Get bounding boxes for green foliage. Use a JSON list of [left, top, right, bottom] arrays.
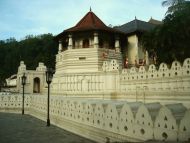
[[0, 34, 58, 82], [162, 0, 187, 14], [142, 1, 190, 64]]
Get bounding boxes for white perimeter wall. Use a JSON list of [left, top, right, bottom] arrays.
[[0, 94, 190, 142]]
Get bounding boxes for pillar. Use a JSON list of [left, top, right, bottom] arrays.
[[128, 35, 139, 66], [58, 40, 63, 53], [68, 34, 73, 49], [145, 50, 149, 65], [115, 36, 120, 52], [94, 32, 99, 48]]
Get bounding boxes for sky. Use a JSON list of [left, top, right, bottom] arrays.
[[0, 0, 167, 41]]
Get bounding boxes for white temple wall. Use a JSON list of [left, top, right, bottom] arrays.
[[55, 47, 123, 74], [0, 94, 190, 142], [51, 58, 190, 107]]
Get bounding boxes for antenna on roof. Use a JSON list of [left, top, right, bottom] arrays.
[[90, 6, 92, 12]]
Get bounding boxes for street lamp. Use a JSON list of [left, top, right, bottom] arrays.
[[46, 68, 54, 126], [21, 73, 26, 115]]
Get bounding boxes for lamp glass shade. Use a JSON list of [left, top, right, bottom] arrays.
[[21, 74, 26, 85], [46, 68, 54, 84]]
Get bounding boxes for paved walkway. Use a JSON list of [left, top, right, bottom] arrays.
[[0, 113, 96, 143]]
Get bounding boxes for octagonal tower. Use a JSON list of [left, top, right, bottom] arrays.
[[54, 9, 126, 74]]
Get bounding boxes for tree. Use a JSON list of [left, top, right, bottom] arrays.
[[142, 1, 190, 64], [0, 34, 58, 82], [162, 0, 188, 14]]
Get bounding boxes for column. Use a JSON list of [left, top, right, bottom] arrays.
[[68, 34, 73, 49], [94, 32, 99, 48], [135, 35, 139, 65], [58, 40, 63, 53], [115, 36, 120, 52], [145, 50, 149, 65]]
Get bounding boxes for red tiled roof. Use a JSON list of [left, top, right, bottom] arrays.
[[55, 10, 125, 39], [65, 11, 109, 32]]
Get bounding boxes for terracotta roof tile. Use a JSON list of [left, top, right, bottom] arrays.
[[55, 10, 125, 39], [65, 11, 107, 32]]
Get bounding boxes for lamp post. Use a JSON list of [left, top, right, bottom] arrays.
[[21, 73, 26, 115], [46, 68, 54, 126]]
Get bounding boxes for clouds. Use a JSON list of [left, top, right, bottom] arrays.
[[0, 0, 167, 40]]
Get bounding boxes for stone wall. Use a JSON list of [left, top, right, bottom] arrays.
[[0, 94, 189, 142]]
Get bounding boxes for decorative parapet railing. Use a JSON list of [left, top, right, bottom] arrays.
[[0, 94, 31, 113], [0, 94, 189, 142], [120, 58, 190, 95], [120, 58, 190, 80]]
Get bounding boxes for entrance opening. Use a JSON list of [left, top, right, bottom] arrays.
[[33, 77, 40, 93], [83, 39, 89, 48]]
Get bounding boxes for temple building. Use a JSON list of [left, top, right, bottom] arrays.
[[15, 9, 161, 95], [2, 9, 190, 143], [55, 9, 161, 71]]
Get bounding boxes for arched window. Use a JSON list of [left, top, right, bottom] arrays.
[[83, 39, 89, 48]]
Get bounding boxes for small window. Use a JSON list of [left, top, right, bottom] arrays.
[[79, 57, 86, 60]]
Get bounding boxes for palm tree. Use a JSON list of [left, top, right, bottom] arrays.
[[162, 0, 187, 14]]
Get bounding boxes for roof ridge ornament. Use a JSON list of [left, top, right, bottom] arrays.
[[90, 6, 92, 12]]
